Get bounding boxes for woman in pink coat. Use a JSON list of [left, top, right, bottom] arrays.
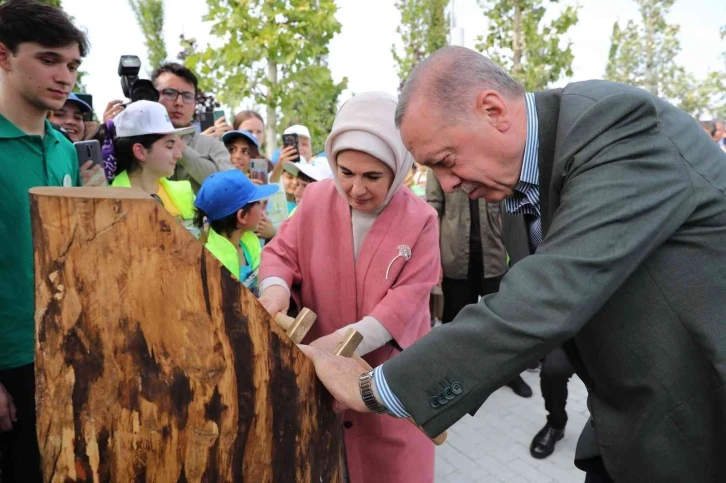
[[258, 92, 440, 483]]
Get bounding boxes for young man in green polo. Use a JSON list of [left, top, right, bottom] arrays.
[[0, 1, 90, 479]]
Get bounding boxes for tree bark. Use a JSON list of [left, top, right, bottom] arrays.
[[512, 1, 523, 77], [266, 60, 278, 154], [31, 187, 344, 483]]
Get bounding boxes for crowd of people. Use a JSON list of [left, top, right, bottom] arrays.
[[1, 1, 725, 483]]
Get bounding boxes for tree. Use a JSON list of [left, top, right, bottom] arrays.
[[128, 0, 168, 70], [392, 0, 449, 92], [178, 34, 220, 113], [475, 0, 579, 91], [188, 0, 347, 152], [605, 1, 725, 118]]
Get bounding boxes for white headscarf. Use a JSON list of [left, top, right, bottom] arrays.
[[325, 92, 414, 257]]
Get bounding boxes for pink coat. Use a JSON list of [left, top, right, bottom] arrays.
[[260, 180, 440, 483]]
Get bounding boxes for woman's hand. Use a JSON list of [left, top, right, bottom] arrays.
[[258, 285, 289, 316], [80, 161, 107, 187], [277, 145, 299, 164], [309, 331, 346, 353], [254, 215, 276, 240], [103, 100, 125, 124], [201, 116, 232, 139]]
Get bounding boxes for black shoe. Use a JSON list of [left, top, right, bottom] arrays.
[[506, 376, 533, 398], [530, 424, 565, 459]]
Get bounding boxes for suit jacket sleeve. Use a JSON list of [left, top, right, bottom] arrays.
[[382, 92, 699, 437], [369, 212, 440, 347], [425, 169, 444, 216]]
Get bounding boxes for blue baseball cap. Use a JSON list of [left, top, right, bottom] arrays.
[[222, 129, 260, 148], [195, 170, 279, 221], [66, 93, 91, 114]]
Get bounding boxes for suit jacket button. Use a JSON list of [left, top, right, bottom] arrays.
[[430, 397, 441, 409], [451, 382, 463, 395], [437, 393, 449, 405], [443, 387, 455, 400]]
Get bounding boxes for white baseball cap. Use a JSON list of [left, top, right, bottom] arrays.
[[284, 156, 333, 181], [283, 124, 311, 139], [114, 100, 196, 138]]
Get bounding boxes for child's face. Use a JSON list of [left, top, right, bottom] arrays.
[[282, 171, 297, 195], [137, 134, 182, 179], [227, 138, 252, 173], [294, 178, 311, 204], [241, 202, 264, 230]]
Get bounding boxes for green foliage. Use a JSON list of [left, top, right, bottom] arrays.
[[475, 0, 579, 91], [605, 0, 725, 118], [392, 0, 449, 92], [188, 0, 347, 152], [128, 0, 168, 70]]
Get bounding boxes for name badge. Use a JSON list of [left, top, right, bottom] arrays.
[[62, 174, 72, 187]]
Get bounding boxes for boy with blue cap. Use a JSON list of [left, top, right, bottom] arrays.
[[194, 170, 279, 294]]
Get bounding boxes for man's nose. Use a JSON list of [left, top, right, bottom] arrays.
[[436, 170, 462, 194], [55, 66, 73, 87]]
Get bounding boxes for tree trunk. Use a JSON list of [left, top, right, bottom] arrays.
[[512, 1, 523, 77], [266, 60, 278, 154], [31, 187, 344, 482]]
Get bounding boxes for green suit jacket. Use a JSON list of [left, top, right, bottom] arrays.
[[384, 80, 726, 482]]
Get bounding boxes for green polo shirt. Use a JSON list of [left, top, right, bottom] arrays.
[[0, 116, 80, 370]]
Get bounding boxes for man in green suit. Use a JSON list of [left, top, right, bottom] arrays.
[[301, 46, 726, 482]]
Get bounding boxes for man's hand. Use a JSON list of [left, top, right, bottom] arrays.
[[258, 285, 289, 316], [0, 383, 17, 432], [103, 100, 125, 124], [201, 117, 231, 139], [80, 161, 107, 187], [254, 215, 276, 240], [297, 345, 370, 413]]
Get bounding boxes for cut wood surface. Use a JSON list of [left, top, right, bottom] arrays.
[[31, 187, 344, 483]]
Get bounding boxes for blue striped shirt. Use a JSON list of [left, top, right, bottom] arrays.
[[372, 93, 542, 419]]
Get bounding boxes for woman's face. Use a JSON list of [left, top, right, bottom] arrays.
[[240, 117, 264, 146], [227, 138, 253, 173], [49, 102, 85, 142], [136, 134, 182, 178], [282, 171, 298, 195], [337, 150, 394, 213]]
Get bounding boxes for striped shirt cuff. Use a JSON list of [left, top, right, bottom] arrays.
[[372, 366, 410, 418]]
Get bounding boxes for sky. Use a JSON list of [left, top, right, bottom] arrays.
[[63, 0, 726, 119]]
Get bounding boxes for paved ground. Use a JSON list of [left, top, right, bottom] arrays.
[[435, 370, 590, 483]]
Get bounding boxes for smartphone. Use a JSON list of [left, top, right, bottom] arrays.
[[282, 133, 300, 163], [73, 140, 103, 168], [250, 158, 268, 184], [75, 93, 93, 121], [199, 108, 215, 132], [213, 109, 225, 121]]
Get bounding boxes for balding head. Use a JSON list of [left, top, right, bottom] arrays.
[[395, 46, 524, 128]]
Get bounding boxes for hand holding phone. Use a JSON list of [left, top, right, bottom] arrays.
[[282, 133, 300, 163], [250, 158, 268, 184]]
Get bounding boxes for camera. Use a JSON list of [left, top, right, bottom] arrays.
[[118, 55, 159, 103]]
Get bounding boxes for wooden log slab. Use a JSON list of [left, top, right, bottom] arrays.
[[30, 187, 344, 483]]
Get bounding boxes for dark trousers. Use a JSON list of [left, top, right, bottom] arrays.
[[441, 275, 502, 323], [541, 347, 574, 430], [585, 472, 614, 483], [0, 363, 43, 483]]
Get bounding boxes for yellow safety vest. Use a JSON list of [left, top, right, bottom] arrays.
[[203, 228, 262, 284], [111, 170, 196, 220]]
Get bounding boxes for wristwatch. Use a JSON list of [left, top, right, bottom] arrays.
[[359, 370, 390, 415]]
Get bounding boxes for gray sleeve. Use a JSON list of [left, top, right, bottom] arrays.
[[425, 169, 444, 216], [179, 136, 233, 185], [382, 92, 698, 438]]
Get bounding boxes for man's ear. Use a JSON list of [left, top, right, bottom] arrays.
[[0, 42, 14, 72], [132, 143, 147, 163], [474, 90, 511, 133]]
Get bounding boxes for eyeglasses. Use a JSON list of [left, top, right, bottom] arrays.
[[159, 88, 196, 105]]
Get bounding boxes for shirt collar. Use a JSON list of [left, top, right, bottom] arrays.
[[516, 92, 540, 188], [0, 115, 61, 144]]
